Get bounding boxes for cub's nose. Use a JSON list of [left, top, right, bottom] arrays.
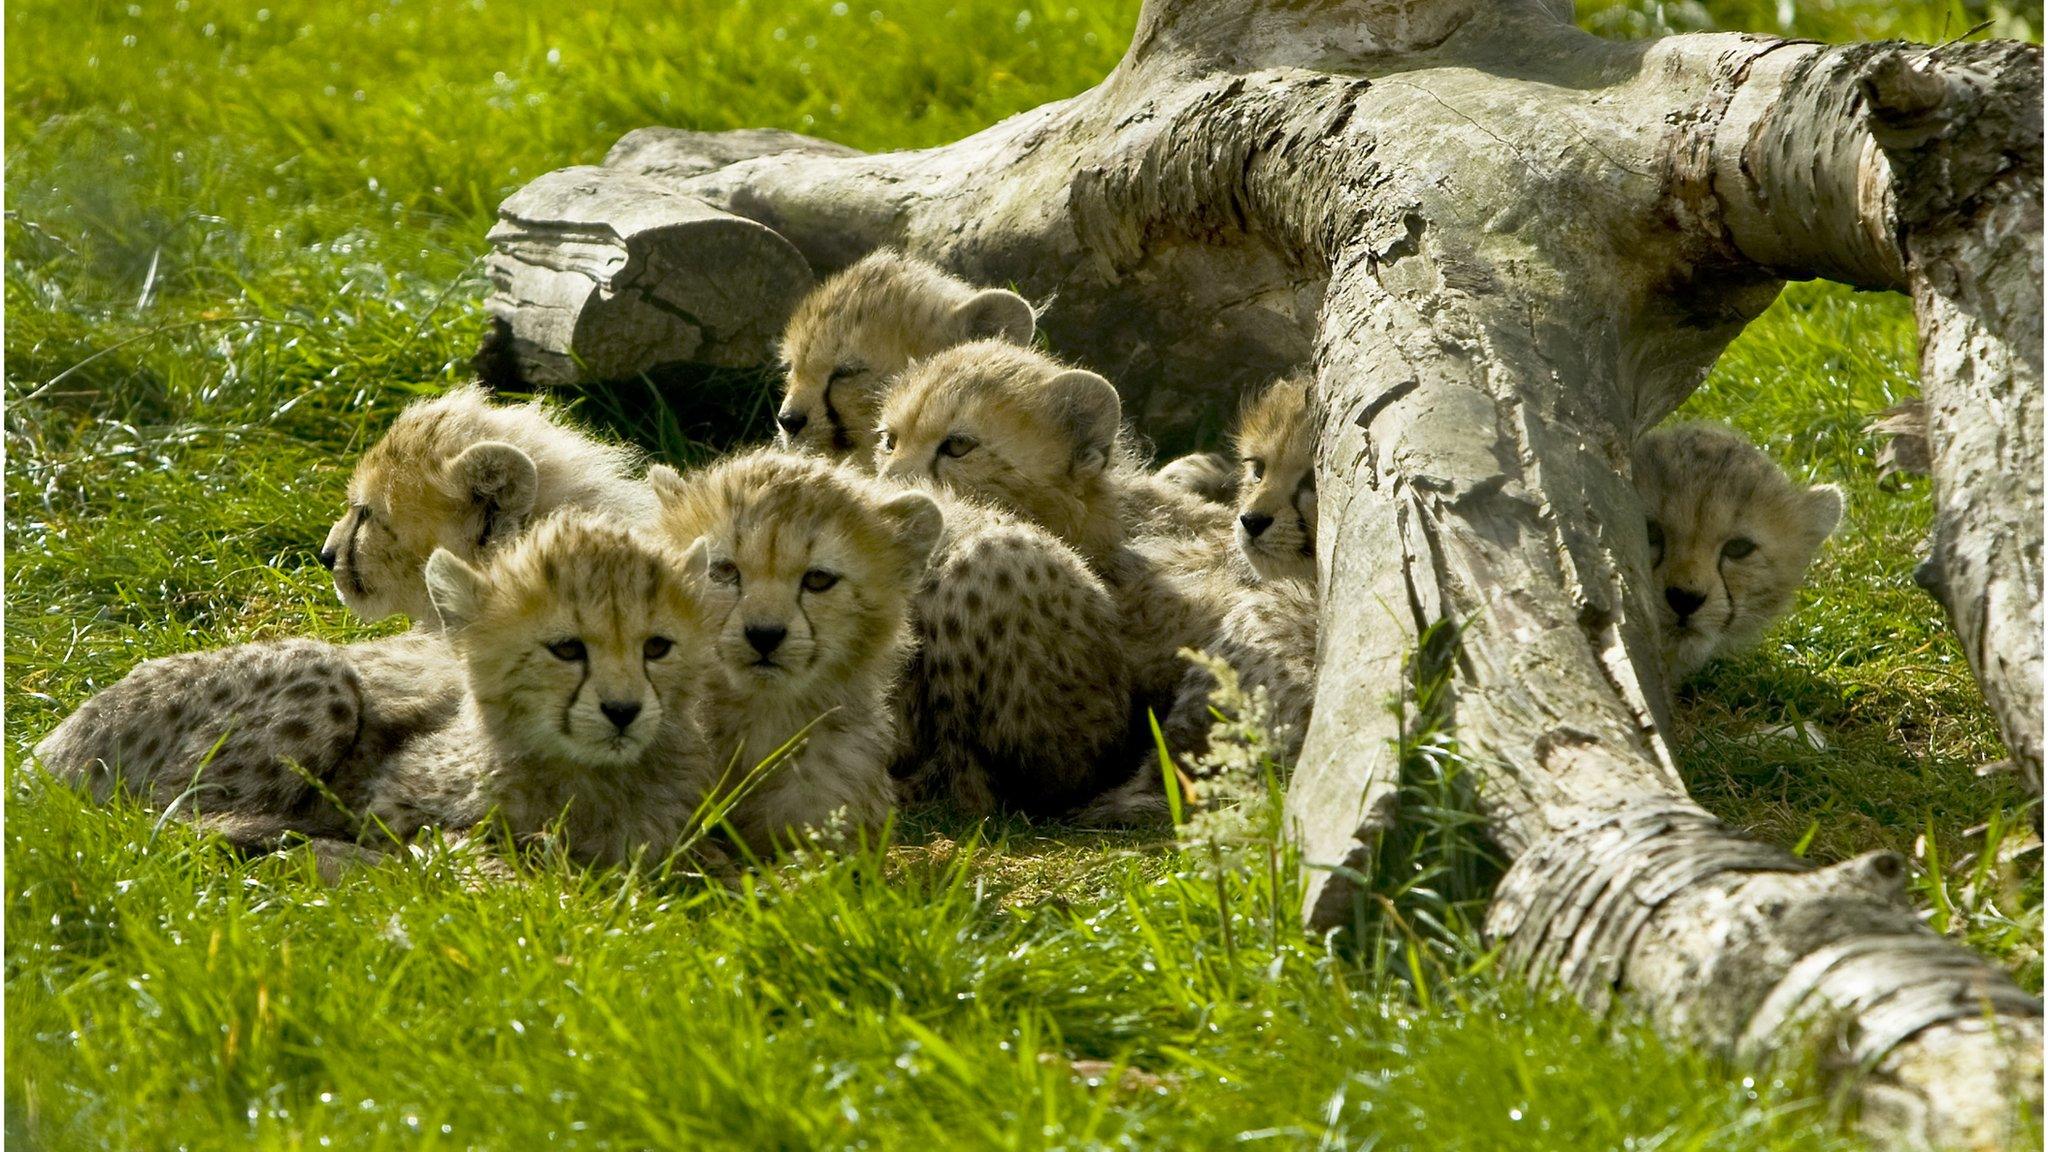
[[316, 547, 338, 571], [1665, 586, 1707, 621], [599, 700, 642, 733], [776, 411, 809, 438], [1238, 512, 1275, 539], [744, 624, 788, 657]]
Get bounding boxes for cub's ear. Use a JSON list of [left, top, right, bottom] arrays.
[[647, 463, 690, 507], [451, 442, 539, 542], [877, 489, 945, 570], [672, 535, 711, 589], [952, 288, 1036, 345], [423, 548, 488, 631], [1046, 368, 1122, 478], [1805, 483, 1845, 540]]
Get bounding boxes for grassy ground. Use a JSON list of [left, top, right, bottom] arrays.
[[6, 0, 2041, 1148]]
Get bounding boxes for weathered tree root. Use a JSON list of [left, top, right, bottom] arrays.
[[487, 1, 2043, 1142]]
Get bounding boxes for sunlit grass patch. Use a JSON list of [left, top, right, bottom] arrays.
[[6, 0, 2040, 1147]]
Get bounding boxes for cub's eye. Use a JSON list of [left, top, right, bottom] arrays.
[[802, 569, 841, 593], [938, 434, 979, 459], [829, 363, 863, 384], [547, 639, 587, 662], [877, 429, 897, 453], [1646, 519, 1666, 565], [1722, 537, 1758, 560], [643, 636, 674, 660], [1245, 457, 1267, 480], [710, 559, 741, 585], [1298, 473, 1315, 495]]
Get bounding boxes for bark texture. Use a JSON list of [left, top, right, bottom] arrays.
[[487, 2, 2043, 1144], [483, 166, 814, 384]]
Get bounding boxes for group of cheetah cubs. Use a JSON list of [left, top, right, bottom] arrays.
[[35, 250, 1846, 871]]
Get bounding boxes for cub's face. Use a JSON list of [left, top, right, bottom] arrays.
[[873, 347, 1121, 544], [776, 326, 905, 465], [321, 440, 540, 626], [1635, 426, 1843, 678], [426, 522, 706, 767], [774, 258, 1035, 465], [1234, 436, 1316, 582], [322, 480, 460, 624], [874, 385, 1065, 516], [1232, 377, 1317, 582], [650, 457, 942, 700]]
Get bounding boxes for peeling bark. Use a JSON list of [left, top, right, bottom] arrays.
[[487, 1, 2042, 1142]]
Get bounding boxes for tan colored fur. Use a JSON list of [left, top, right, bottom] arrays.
[[876, 340, 1230, 572], [1634, 422, 1844, 680], [323, 384, 653, 624], [1082, 576, 1318, 826], [649, 450, 940, 849], [1230, 373, 1318, 583], [366, 512, 719, 867], [776, 250, 1035, 464], [1154, 450, 1238, 504], [41, 515, 722, 870], [876, 349, 1322, 825]]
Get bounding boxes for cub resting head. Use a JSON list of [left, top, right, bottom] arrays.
[[776, 249, 1036, 464], [321, 384, 647, 625]]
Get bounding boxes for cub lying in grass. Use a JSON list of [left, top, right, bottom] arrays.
[[650, 449, 941, 850], [321, 383, 651, 626], [42, 511, 721, 870]]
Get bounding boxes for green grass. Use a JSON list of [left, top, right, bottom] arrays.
[[6, 0, 2040, 1148]]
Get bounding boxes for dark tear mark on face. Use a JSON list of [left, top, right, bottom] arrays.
[[344, 507, 369, 598]]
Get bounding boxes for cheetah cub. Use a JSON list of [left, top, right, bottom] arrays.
[[875, 339, 1227, 575], [1085, 380, 1322, 825], [1228, 373, 1318, 583], [364, 511, 719, 868], [1634, 422, 1843, 681], [323, 383, 652, 625], [649, 450, 942, 850], [775, 249, 1037, 463], [34, 630, 457, 839], [37, 386, 655, 828], [893, 488, 1133, 815], [877, 340, 1248, 703], [41, 513, 717, 869], [1150, 373, 1318, 581]]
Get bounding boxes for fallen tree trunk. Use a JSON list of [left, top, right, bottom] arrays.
[[487, 2, 2042, 1143]]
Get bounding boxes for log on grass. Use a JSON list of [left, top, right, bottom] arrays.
[[488, 2, 2043, 1144]]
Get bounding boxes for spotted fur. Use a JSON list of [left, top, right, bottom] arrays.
[[1635, 422, 1844, 680], [34, 628, 463, 838], [649, 450, 940, 849], [776, 250, 1036, 464], [893, 488, 1133, 815]]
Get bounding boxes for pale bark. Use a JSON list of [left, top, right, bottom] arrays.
[[482, 166, 814, 384], [485, 2, 2043, 1143]]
